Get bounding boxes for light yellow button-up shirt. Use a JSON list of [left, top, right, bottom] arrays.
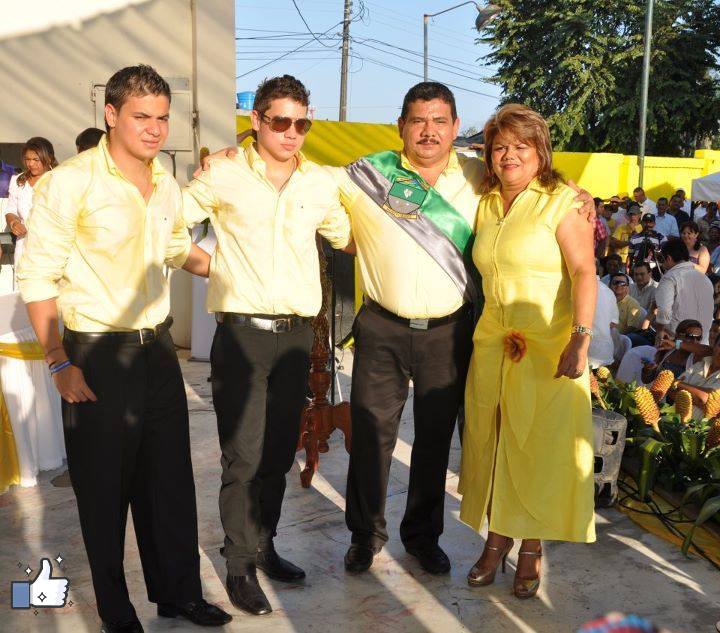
[[331, 150, 483, 319], [17, 136, 191, 331], [182, 144, 351, 317]]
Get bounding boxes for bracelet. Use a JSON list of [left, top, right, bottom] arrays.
[[49, 360, 72, 375], [571, 325, 594, 338]]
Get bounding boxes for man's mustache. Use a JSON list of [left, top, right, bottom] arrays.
[[417, 138, 439, 144]]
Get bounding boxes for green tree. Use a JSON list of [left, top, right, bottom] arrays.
[[481, 0, 720, 156]]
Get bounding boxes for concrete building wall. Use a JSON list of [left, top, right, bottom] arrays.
[[0, 0, 237, 345]]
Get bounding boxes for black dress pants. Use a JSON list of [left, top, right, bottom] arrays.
[[62, 328, 201, 625], [346, 305, 474, 550], [210, 320, 313, 575]]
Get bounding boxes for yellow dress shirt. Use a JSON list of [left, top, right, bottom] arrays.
[[330, 150, 483, 319], [616, 294, 646, 334], [612, 223, 641, 260], [17, 136, 191, 331], [182, 144, 351, 317]]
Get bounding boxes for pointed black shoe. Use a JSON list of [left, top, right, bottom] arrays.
[[344, 544, 376, 573], [256, 546, 306, 582], [226, 574, 272, 616], [157, 598, 232, 626], [100, 621, 144, 633], [405, 543, 451, 575]]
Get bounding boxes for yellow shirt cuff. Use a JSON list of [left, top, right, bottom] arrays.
[[18, 280, 60, 304]]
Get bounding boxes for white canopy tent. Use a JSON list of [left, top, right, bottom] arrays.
[[691, 171, 720, 201]]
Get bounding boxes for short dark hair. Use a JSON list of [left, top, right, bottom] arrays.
[[633, 187, 644, 194], [253, 75, 309, 115], [605, 253, 622, 264], [104, 64, 170, 131], [657, 196, 668, 203], [75, 127, 105, 152], [400, 82, 457, 120], [661, 238, 690, 263], [633, 262, 651, 273], [593, 197, 603, 206], [676, 319, 702, 336]]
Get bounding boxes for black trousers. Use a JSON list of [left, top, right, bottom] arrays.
[[62, 328, 201, 625], [211, 320, 313, 575], [346, 305, 474, 549]]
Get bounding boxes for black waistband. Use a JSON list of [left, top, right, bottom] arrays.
[[362, 298, 471, 330], [216, 312, 310, 333], [63, 317, 173, 346]]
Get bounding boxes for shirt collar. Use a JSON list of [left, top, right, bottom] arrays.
[[98, 134, 166, 183], [245, 142, 309, 176], [486, 176, 554, 199], [399, 149, 460, 177]]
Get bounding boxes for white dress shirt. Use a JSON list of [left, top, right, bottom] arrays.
[[654, 212, 679, 238], [6, 173, 35, 274], [589, 276, 619, 368], [629, 279, 658, 312], [639, 198, 657, 215], [655, 261, 713, 343]]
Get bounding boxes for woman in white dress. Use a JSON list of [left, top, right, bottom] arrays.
[[5, 137, 57, 282]]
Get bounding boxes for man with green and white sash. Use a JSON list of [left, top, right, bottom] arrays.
[[333, 82, 482, 575]]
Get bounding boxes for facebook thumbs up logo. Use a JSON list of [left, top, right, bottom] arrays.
[[11, 558, 69, 609]]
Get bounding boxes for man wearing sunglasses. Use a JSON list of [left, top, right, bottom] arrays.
[[182, 75, 351, 616]]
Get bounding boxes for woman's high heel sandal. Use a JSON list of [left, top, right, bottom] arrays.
[[513, 548, 542, 599], [467, 538, 514, 587]]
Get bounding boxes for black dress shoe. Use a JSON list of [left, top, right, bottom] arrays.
[[344, 544, 376, 573], [100, 621, 144, 633], [256, 547, 306, 582], [226, 574, 272, 616], [157, 598, 232, 626], [406, 543, 451, 575]]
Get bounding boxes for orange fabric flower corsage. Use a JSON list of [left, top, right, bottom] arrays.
[[503, 330, 527, 363]]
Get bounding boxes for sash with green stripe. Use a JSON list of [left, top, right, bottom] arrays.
[[346, 150, 481, 305]]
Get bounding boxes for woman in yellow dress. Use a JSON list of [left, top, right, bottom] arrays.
[[459, 104, 597, 599]]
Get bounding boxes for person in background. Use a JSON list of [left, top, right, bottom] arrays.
[[610, 206, 641, 266], [600, 253, 626, 285], [610, 272, 646, 335], [670, 335, 720, 420], [679, 221, 710, 273], [668, 194, 691, 227], [616, 319, 702, 385], [5, 137, 57, 280], [76, 127, 105, 153], [695, 201, 717, 242], [653, 196, 680, 239], [655, 239, 713, 345], [633, 186, 657, 216], [609, 195, 627, 228], [675, 188, 692, 215], [601, 201, 616, 232], [630, 262, 658, 313], [628, 213, 664, 273], [593, 197, 609, 258]]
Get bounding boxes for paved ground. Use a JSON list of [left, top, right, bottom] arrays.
[[1, 351, 719, 632]]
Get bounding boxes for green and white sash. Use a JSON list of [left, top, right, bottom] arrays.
[[346, 150, 481, 305]]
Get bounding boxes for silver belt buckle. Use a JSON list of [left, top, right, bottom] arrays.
[[409, 318, 429, 330], [272, 318, 291, 333]]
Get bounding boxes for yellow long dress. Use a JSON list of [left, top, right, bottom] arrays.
[[459, 179, 596, 543]]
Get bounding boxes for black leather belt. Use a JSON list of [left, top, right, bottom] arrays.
[[63, 317, 173, 345], [216, 312, 309, 333], [363, 298, 471, 330]]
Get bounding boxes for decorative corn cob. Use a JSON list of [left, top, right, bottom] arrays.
[[673, 390, 693, 424], [634, 386, 661, 433], [650, 370, 675, 403], [705, 390, 720, 419], [596, 366, 612, 383], [706, 419, 720, 450], [590, 373, 607, 409]]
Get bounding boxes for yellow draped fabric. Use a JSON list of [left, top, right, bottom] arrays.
[[0, 341, 45, 492], [459, 180, 596, 543]]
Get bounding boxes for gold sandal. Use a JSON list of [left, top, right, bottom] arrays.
[[513, 547, 542, 599], [467, 537, 514, 587]]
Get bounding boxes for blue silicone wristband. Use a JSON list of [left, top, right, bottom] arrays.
[[49, 360, 72, 374]]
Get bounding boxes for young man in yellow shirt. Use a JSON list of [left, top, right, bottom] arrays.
[[182, 75, 351, 616], [17, 65, 230, 633]]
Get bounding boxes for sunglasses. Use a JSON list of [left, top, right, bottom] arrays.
[[260, 114, 312, 135], [611, 281, 629, 287], [682, 333, 702, 340]]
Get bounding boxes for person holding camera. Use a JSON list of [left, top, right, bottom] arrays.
[[628, 213, 665, 279]]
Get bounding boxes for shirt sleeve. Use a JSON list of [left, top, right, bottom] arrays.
[[6, 175, 19, 216], [16, 168, 83, 303], [630, 304, 647, 329], [181, 164, 218, 228], [165, 187, 192, 269], [668, 216, 680, 237], [324, 166, 359, 213], [654, 276, 675, 326], [317, 171, 351, 249]]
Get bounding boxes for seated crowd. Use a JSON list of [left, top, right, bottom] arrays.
[[591, 188, 720, 410]]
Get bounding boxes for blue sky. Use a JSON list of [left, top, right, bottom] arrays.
[[235, 0, 502, 133]]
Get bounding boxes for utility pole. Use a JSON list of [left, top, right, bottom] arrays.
[[637, 0, 654, 188], [339, 0, 351, 121]]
